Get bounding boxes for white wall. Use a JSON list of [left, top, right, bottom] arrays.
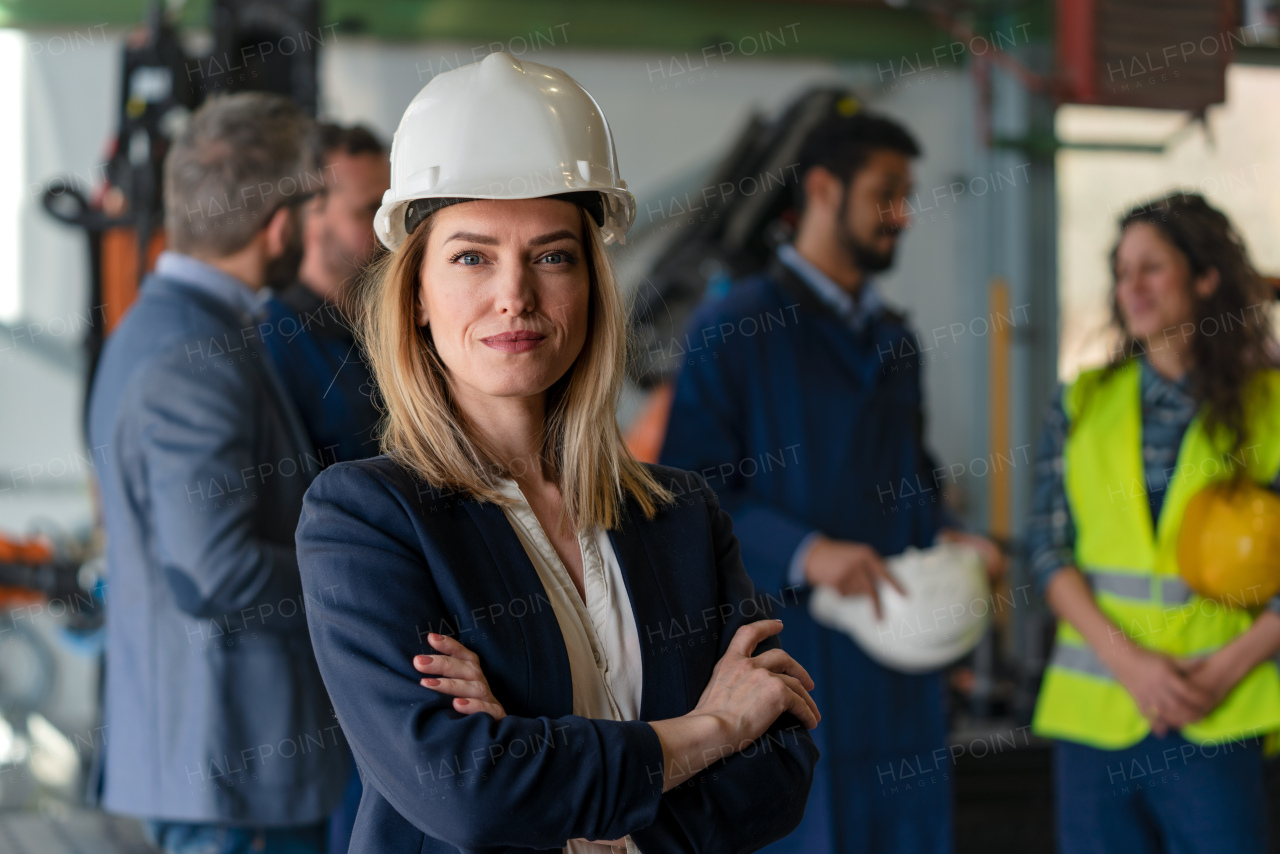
[[321, 39, 1002, 526], [3, 32, 1006, 536], [0, 27, 118, 755], [0, 26, 118, 537], [1057, 63, 1280, 381]]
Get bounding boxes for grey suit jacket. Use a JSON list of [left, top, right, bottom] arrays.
[[88, 255, 349, 824]]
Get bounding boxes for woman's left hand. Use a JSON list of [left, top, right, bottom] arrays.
[[1175, 610, 1280, 725], [1177, 650, 1246, 722], [413, 633, 507, 720]]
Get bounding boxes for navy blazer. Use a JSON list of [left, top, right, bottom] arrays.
[[88, 267, 350, 823], [296, 457, 819, 853]]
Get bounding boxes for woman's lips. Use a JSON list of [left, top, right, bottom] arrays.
[[481, 331, 546, 353], [1121, 302, 1157, 327]]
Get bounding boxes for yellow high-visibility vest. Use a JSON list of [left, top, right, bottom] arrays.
[[1032, 359, 1280, 748]]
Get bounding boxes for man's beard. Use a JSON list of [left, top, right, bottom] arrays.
[[839, 227, 898, 274], [836, 191, 899, 274], [264, 210, 305, 290]]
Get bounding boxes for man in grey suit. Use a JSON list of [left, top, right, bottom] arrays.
[[89, 93, 349, 854]]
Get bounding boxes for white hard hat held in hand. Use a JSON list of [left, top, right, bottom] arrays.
[[809, 543, 992, 674], [375, 51, 636, 251]]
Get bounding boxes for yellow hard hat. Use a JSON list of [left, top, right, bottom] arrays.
[[1178, 481, 1280, 606]]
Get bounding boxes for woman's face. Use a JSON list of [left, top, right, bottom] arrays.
[[1113, 222, 1209, 342], [417, 198, 590, 406]]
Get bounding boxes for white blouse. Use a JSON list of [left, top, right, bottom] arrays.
[[494, 479, 646, 854]]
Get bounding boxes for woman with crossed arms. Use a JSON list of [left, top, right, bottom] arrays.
[[296, 53, 820, 854]]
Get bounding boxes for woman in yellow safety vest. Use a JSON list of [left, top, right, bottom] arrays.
[[1027, 192, 1280, 854]]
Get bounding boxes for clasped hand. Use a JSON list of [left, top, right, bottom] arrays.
[[1113, 645, 1240, 736]]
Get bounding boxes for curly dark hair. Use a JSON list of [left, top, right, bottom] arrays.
[[1108, 192, 1278, 460]]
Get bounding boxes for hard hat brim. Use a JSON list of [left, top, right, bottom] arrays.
[[375, 187, 635, 252]]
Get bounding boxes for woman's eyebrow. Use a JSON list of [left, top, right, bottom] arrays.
[[444, 231, 500, 245], [443, 229, 580, 246], [529, 229, 580, 247]]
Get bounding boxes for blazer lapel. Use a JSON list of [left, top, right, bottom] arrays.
[[609, 507, 691, 722], [461, 494, 693, 723], [461, 500, 576, 718]]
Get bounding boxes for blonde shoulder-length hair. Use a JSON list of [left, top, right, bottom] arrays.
[[355, 203, 672, 531]]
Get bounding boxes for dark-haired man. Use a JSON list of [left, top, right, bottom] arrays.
[[89, 93, 348, 854], [260, 122, 387, 854], [262, 122, 388, 466], [661, 103, 1002, 853]]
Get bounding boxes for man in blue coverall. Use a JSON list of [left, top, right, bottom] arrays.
[[261, 122, 388, 854], [262, 122, 387, 467], [660, 100, 1003, 853]]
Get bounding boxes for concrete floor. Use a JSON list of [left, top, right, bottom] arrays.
[[0, 811, 154, 854]]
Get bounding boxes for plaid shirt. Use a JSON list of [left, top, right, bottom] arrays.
[[1027, 357, 1280, 612]]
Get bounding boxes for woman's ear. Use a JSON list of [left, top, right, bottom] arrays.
[[416, 284, 429, 327], [1194, 267, 1220, 299]]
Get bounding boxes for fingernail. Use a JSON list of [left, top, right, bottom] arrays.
[[417, 655, 432, 665], [422, 678, 439, 686], [457, 698, 469, 705]]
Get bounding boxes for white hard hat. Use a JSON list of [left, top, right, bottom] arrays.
[[809, 543, 992, 674], [375, 51, 636, 251]]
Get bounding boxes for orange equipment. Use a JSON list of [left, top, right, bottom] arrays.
[[0, 533, 55, 609]]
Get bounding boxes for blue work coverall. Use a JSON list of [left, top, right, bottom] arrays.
[[661, 249, 954, 854]]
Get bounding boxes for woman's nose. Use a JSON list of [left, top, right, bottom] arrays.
[[493, 264, 536, 315]]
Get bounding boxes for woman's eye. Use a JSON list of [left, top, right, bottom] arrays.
[[540, 252, 573, 265], [457, 253, 482, 266]]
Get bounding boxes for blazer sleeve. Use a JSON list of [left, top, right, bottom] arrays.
[[134, 348, 307, 631], [660, 317, 815, 597], [296, 463, 667, 851], [632, 474, 820, 854]]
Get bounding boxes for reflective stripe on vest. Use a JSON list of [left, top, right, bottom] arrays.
[[1050, 643, 1112, 680], [1083, 568, 1192, 604], [1032, 361, 1280, 749], [1050, 640, 1213, 682]]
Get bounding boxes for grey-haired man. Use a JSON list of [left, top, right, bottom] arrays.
[[89, 92, 348, 854]]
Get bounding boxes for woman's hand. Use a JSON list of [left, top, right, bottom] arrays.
[[692, 619, 820, 738], [1174, 610, 1280, 729], [650, 620, 819, 791], [413, 633, 506, 721], [1112, 645, 1213, 736], [1045, 569, 1208, 736], [1177, 652, 1242, 719]]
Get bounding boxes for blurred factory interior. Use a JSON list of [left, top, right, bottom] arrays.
[[1, 0, 1279, 851]]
